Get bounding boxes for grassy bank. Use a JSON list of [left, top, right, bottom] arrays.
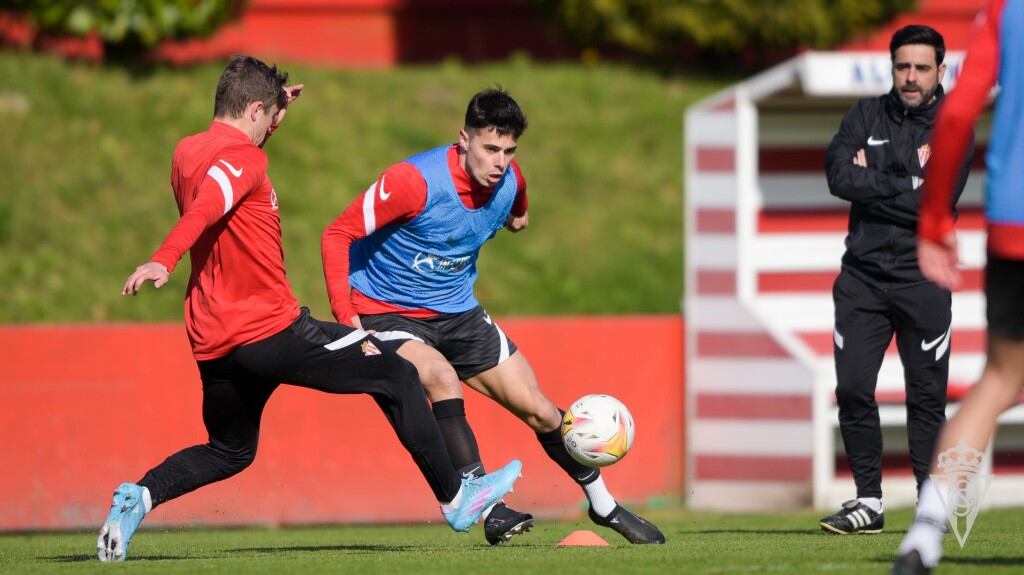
[[0, 53, 732, 322]]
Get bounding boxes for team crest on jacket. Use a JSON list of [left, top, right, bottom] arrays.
[[918, 144, 932, 168], [361, 340, 381, 356]]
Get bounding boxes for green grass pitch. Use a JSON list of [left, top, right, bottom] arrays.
[[1, 506, 1021, 574]]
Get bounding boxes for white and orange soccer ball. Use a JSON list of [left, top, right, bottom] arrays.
[[561, 394, 635, 468]]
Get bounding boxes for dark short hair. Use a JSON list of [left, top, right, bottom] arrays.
[[890, 25, 945, 65], [464, 88, 528, 139], [213, 55, 289, 119]]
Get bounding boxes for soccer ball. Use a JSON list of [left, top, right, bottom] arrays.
[[561, 394, 635, 468]]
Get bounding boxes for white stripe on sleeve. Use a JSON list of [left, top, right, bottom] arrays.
[[362, 182, 377, 235], [206, 165, 233, 215]]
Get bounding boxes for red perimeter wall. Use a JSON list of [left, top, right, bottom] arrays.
[[0, 316, 683, 531]]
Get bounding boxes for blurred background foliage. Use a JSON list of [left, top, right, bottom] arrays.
[[2, 0, 918, 66], [534, 0, 917, 66], [2, 0, 244, 58]]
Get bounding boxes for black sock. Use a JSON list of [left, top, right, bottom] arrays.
[[432, 398, 485, 478], [536, 409, 600, 485]]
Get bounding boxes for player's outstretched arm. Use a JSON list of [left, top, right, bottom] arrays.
[[122, 262, 170, 296]]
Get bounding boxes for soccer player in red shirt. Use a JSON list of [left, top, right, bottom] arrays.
[[321, 89, 665, 545], [894, 1, 1024, 573], [96, 56, 521, 562]]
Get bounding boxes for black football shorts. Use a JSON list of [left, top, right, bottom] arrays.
[[360, 305, 518, 380], [986, 255, 1024, 340]]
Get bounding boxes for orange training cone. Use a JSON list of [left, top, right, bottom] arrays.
[[557, 530, 609, 547]]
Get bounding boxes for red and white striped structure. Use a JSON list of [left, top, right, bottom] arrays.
[[684, 49, 1024, 511]]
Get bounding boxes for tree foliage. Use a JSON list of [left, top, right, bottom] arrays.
[[4, 0, 244, 48], [535, 0, 918, 65]]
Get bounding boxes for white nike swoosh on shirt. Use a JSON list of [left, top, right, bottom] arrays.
[[219, 159, 244, 178], [378, 175, 391, 200], [867, 137, 889, 146]]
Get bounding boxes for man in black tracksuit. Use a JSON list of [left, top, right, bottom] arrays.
[[818, 25, 974, 535]]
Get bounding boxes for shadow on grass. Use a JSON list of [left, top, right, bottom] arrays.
[[945, 556, 1024, 566], [230, 544, 418, 554], [233, 542, 567, 555], [869, 555, 1024, 567], [48, 544, 435, 562], [682, 529, 828, 536], [49, 554, 186, 562]]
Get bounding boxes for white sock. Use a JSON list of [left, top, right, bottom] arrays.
[[898, 480, 946, 568], [583, 475, 617, 517], [439, 484, 464, 513], [915, 479, 947, 523], [900, 521, 945, 568], [141, 486, 153, 513], [857, 497, 882, 513]]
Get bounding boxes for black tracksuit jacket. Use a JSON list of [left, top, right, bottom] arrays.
[[824, 86, 975, 498], [825, 86, 974, 285]]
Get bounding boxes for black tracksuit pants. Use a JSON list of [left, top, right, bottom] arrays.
[[137, 308, 460, 507], [833, 269, 951, 499]]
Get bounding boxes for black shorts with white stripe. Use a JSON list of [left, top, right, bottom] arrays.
[[360, 306, 518, 380]]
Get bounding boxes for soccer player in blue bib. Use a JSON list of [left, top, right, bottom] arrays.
[[322, 88, 665, 545]]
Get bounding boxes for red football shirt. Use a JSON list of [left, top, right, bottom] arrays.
[[150, 121, 300, 360]]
